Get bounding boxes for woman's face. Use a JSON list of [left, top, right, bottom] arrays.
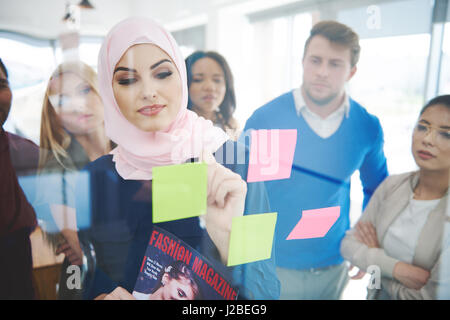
[[188, 57, 226, 118], [112, 43, 182, 132], [49, 72, 104, 135], [159, 274, 195, 300], [412, 104, 450, 172]]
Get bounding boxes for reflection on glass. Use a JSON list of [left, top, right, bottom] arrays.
[[239, 12, 313, 127], [349, 34, 430, 175], [439, 23, 450, 95]]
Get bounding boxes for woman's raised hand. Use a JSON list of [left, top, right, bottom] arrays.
[[201, 149, 247, 264]]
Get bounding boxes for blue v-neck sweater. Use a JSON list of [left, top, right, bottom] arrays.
[[243, 91, 388, 269]]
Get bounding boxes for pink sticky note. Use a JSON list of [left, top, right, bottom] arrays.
[[247, 129, 297, 182], [287, 206, 340, 240]]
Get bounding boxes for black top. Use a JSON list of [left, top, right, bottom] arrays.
[[76, 140, 280, 300]]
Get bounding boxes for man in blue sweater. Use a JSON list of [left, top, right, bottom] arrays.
[[243, 21, 388, 299]]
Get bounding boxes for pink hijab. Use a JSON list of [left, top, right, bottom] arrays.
[[97, 17, 229, 180]]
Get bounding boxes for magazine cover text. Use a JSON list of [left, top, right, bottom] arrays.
[[132, 226, 238, 300]]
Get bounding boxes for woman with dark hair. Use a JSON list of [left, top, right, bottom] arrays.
[[341, 95, 450, 299], [133, 261, 202, 300], [185, 51, 239, 139]]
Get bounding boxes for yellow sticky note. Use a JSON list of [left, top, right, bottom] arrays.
[[227, 212, 277, 267], [152, 162, 207, 223]]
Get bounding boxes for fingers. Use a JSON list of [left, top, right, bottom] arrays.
[[393, 262, 431, 289], [214, 178, 247, 209], [56, 242, 70, 255], [65, 250, 77, 260], [103, 287, 136, 300], [355, 222, 368, 244], [56, 241, 83, 265], [412, 266, 431, 284], [359, 222, 372, 245], [348, 264, 366, 280], [62, 249, 82, 265], [203, 148, 246, 209], [209, 167, 244, 208], [365, 222, 378, 245], [351, 271, 363, 280], [206, 161, 220, 206], [66, 251, 83, 265], [355, 221, 379, 248], [70, 258, 83, 266], [351, 270, 366, 280], [354, 233, 363, 244], [203, 149, 219, 205], [201, 148, 216, 165], [423, 271, 431, 283]]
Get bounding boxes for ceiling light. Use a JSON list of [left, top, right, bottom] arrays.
[[78, 0, 94, 9]]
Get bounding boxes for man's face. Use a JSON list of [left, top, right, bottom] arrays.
[[0, 67, 12, 126], [302, 35, 356, 105]]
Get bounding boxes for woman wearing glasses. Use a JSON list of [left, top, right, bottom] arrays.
[[341, 95, 450, 299]]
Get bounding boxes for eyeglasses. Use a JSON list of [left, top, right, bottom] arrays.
[[414, 122, 450, 145], [49, 86, 93, 110]]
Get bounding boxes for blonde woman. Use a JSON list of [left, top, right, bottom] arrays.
[[36, 61, 112, 298]]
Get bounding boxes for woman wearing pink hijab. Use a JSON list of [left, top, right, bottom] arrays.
[[74, 17, 280, 300]]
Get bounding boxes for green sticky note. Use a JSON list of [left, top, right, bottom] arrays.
[[227, 212, 277, 267], [152, 162, 207, 223]]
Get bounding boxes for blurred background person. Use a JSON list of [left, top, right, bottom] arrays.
[[341, 95, 450, 299], [243, 20, 388, 300], [36, 61, 112, 299], [185, 51, 239, 140], [1, 58, 40, 191], [2, 0, 449, 301], [0, 58, 37, 299]]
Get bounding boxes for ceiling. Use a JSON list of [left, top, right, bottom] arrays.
[[0, 0, 269, 39]]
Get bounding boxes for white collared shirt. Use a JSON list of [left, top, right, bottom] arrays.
[[383, 196, 441, 264], [292, 87, 350, 139]]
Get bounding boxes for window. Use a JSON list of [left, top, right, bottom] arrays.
[[349, 34, 430, 174], [238, 12, 313, 126], [0, 34, 56, 143], [1, 32, 104, 142], [54, 35, 103, 70], [79, 41, 102, 69], [172, 25, 206, 58], [338, 0, 434, 175], [439, 22, 450, 94]]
